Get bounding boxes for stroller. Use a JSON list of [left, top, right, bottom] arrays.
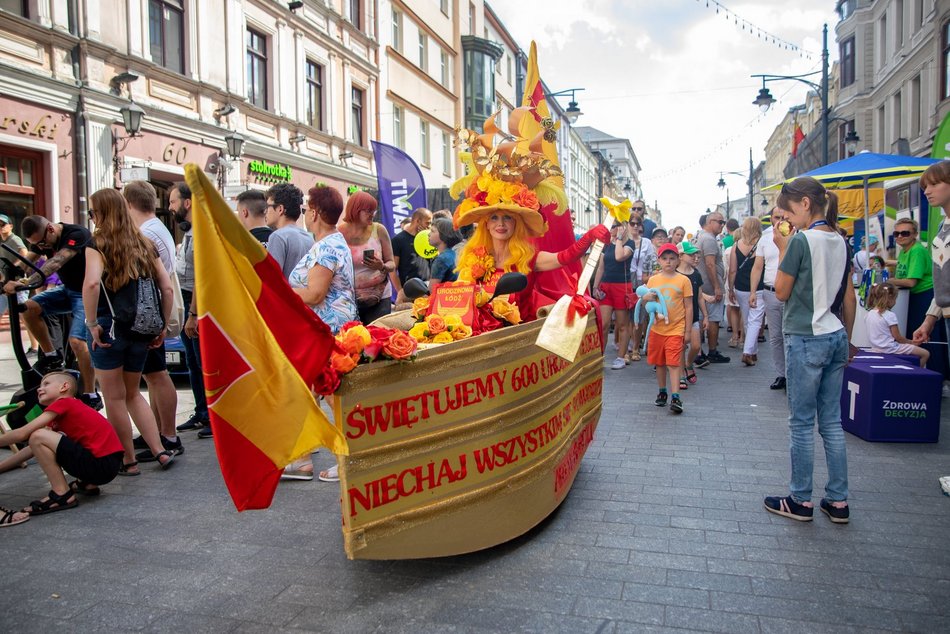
[[1, 243, 62, 430]]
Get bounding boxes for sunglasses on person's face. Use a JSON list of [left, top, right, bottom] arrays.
[[632, 206, 645, 211], [893, 230, 914, 238], [629, 222, 642, 227]]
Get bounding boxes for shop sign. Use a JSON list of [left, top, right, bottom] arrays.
[[120, 166, 150, 182], [0, 114, 59, 141], [248, 159, 292, 183]]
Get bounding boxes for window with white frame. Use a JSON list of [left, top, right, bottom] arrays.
[[246, 28, 268, 109], [440, 49, 449, 87], [393, 105, 405, 149], [440, 0, 449, 16], [392, 9, 403, 52], [148, 0, 185, 74], [418, 32, 428, 71], [305, 60, 323, 130], [420, 121, 430, 166], [442, 130, 451, 175], [351, 86, 364, 145], [349, 0, 361, 30]]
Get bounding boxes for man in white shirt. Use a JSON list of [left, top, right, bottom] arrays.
[[759, 207, 786, 390]]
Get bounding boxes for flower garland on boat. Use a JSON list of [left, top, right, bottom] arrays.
[[313, 321, 417, 395]]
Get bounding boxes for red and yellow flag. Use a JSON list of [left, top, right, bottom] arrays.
[[184, 164, 347, 511]]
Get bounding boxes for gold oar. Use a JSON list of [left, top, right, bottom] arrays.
[[535, 230, 607, 361]]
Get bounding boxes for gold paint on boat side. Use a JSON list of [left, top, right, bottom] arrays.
[[333, 316, 604, 560]]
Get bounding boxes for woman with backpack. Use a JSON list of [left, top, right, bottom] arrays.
[[81, 188, 175, 474]]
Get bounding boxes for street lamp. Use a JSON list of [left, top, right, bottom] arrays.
[[545, 88, 584, 124], [717, 148, 755, 220], [752, 24, 831, 166], [224, 131, 245, 159], [844, 129, 860, 156], [112, 101, 146, 184]]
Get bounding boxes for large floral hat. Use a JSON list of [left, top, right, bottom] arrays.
[[450, 108, 565, 238]]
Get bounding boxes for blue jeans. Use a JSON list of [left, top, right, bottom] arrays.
[[180, 290, 207, 418], [784, 329, 849, 503]]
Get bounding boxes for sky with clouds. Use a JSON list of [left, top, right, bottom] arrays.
[[490, 0, 840, 231]]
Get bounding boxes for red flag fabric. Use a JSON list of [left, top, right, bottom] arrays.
[[792, 124, 805, 158], [184, 164, 348, 511]]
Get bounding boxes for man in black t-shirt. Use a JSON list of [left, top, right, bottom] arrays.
[[236, 190, 273, 245], [2, 216, 98, 403], [390, 208, 432, 302]]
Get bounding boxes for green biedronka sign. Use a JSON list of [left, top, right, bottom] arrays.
[[248, 159, 292, 183]]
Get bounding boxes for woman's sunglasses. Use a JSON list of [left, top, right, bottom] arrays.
[[893, 230, 914, 238]]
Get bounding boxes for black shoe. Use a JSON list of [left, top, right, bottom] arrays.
[[78, 393, 104, 411], [694, 354, 710, 369], [654, 392, 668, 407], [136, 435, 185, 462], [197, 425, 214, 439], [669, 396, 683, 414], [133, 435, 148, 450], [758, 334, 766, 343], [819, 498, 849, 524], [176, 413, 208, 432], [34, 351, 64, 374], [707, 350, 731, 364], [764, 495, 813, 521], [770, 376, 787, 390]]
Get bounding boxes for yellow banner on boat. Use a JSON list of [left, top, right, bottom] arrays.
[[332, 317, 604, 560]]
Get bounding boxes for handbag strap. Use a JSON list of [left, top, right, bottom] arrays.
[[99, 273, 117, 339]]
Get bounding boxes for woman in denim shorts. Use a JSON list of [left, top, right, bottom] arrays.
[[81, 188, 176, 475]]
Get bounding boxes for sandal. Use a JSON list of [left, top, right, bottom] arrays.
[[155, 450, 175, 471], [685, 367, 698, 384], [679, 377, 688, 390], [318, 464, 340, 482], [0, 506, 29, 527], [68, 480, 101, 497], [629, 352, 641, 362], [118, 460, 140, 477], [23, 489, 78, 516]]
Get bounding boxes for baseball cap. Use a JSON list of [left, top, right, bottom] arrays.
[[868, 235, 879, 244], [0, 214, 10, 226], [657, 243, 679, 258], [651, 227, 668, 238], [678, 241, 699, 255]]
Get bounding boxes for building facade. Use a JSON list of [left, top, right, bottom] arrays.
[[0, 0, 380, 230]]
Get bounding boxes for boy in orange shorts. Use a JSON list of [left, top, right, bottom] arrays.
[[647, 243, 693, 414]]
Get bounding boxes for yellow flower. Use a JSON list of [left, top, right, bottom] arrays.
[[503, 183, 523, 202], [486, 180, 507, 205], [455, 198, 479, 216], [412, 296, 430, 319], [476, 172, 494, 192], [444, 314, 463, 329], [432, 331, 454, 344], [408, 322, 429, 342], [451, 324, 472, 340], [475, 289, 491, 307]]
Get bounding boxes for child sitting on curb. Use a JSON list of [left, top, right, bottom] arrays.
[[0, 371, 125, 514]]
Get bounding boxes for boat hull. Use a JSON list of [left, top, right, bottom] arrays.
[[333, 315, 603, 560]]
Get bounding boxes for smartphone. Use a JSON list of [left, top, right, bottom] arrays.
[[362, 249, 375, 261]]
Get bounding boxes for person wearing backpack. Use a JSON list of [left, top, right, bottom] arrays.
[[82, 188, 176, 475]]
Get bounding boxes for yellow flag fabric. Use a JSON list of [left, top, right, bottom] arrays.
[[185, 164, 347, 510]]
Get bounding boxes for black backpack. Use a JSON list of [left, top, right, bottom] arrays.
[[104, 276, 165, 342]]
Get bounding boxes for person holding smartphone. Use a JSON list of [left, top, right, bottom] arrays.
[[338, 192, 395, 324]]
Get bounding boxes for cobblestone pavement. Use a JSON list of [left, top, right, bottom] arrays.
[[0, 335, 948, 633]]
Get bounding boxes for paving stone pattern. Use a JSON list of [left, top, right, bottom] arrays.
[[0, 342, 948, 632]]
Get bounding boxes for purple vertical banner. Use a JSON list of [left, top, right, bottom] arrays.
[[371, 141, 428, 236]]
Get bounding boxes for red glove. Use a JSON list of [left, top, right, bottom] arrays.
[[556, 225, 611, 265]]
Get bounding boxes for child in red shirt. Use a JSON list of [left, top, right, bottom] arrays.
[[0, 372, 125, 514]]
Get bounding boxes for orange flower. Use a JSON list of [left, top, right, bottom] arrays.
[[339, 326, 369, 355], [383, 330, 418, 360], [511, 188, 539, 210], [470, 263, 486, 280], [473, 246, 488, 258], [330, 351, 359, 374], [491, 298, 521, 324], [426, 314, 447, 334]]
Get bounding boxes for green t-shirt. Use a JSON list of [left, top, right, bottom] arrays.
[[895, 241, 933, 294], [721, 234, 735, 249]]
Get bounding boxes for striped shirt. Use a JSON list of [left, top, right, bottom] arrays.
[[779, 230, 847, 336]]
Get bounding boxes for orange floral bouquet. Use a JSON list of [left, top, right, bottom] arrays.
[[314, 321, 418, 395], [457, 245, 495, 285]]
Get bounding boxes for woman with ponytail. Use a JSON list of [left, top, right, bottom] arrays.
[[764, 176, 854, 525]]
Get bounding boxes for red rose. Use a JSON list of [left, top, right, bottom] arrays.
[[473, 190, 488, 205], [312, 366, 341, 395]]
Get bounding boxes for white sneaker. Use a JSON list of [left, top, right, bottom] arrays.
[[940, 476, 950, 496], [611, 357, 625, 370]]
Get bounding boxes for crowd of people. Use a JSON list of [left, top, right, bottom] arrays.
[[3, 162, 950, 527]]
